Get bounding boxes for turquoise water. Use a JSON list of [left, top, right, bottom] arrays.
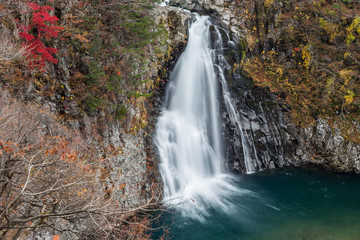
[[153, 168, 360, 240]]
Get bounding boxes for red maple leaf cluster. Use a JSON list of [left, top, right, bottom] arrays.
[[19, 2, 63, 72]]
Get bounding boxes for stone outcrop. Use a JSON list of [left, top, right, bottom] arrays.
[[154, 5, 193, 49], [168, 0, 245, 41], [296, 119, 360, 172]]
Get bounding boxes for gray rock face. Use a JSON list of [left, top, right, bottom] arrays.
[[94, 4, 195, 209], [220, 75, 299, 172], [220, 49, 360, 173], [298, 119, 360, 172], [169, 0, 204, 11], [167, 0, 245, 41], [222, 69, 360, 173], [154, 5, 193, 48]]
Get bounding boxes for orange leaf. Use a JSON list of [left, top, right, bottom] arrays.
[[53, 236, 60, 240], [74, 34, 90, 43]]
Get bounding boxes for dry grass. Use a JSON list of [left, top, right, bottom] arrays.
[[0, 31, 27, 62]]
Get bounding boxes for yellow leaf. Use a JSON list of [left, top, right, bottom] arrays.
[[344, 90, 355, 105]]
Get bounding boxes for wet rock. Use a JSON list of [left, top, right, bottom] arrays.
[[169, 0, 203, 11], [154, 5, 193, 48]]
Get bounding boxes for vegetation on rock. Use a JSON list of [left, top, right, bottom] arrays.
[[0, 0, 167, 239], [0, 90, 161, 239], [237, 0, 359, 142]]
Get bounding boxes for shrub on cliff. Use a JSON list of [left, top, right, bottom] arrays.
[[240, 0, 359, 137], [18, 2, 63, 72], [0, 89, 161, 239]]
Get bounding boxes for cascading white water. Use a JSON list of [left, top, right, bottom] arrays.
[[211, 26, 258, 174], [155, 15, 241, 220]]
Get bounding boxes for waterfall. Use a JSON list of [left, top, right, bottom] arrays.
[[211, 27, 259, 173], [155, 15, 242, 220]]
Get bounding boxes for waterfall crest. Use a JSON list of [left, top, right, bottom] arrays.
[[156, 15, 244, 219]]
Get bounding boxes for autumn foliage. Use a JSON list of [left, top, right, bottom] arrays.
[[240, 0, 360, 132], [0, 1, 164, 237], [0, 90, 161, 239], [18, 2, 62, 71]]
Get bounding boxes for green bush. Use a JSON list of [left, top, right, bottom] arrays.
[[83, 95, 102, 113]]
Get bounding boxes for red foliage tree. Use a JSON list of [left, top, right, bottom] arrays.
[[19, 2, 63, 72]]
